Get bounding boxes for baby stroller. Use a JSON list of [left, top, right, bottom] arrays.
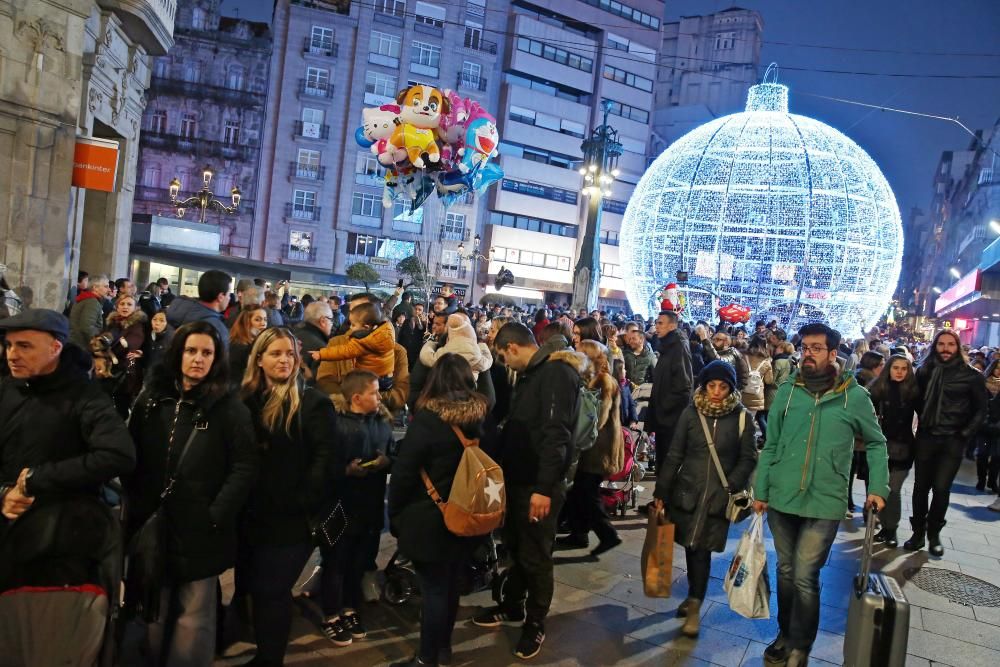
[[383, 533, 501, 605], [631, 382, 656, 472], [0, 482, 126, 667], [600, 428, 648, 516]]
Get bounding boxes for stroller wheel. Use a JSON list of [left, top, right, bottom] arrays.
[[382, 573, 415, 605]]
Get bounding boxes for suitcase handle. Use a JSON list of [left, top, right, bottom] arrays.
[[854, 505, 879, 597]]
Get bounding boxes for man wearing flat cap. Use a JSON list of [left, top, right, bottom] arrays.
[[0, 309, 135, 591]]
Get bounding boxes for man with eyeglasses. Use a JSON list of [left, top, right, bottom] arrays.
[[753, 322, 889, 667], [707, 331, 749, 390]]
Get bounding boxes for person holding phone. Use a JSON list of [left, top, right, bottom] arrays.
[[318, 370, 394, 647]]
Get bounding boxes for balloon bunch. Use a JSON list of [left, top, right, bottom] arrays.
[[355, 85, 504, 212]]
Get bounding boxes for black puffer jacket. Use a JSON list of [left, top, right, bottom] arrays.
[[293, 321, 329, 384], [916, 355, 988, 449], [331, 395, 395, 531], [646, 329, 693, 433], [654, 401, 757, 552], [126, 369, 258, 583], [501, 335, 582, 496], [389, 392, 488, 563], [241, 386, 336, 546]]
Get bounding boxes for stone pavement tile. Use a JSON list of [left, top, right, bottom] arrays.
[[552, 560, 624, 596], [602, 571, 691, 615], [922, 547, 1000, 571], [900, 582, 977, 619], [700, 599, 779, 644], [921, 608, 1000, 651], [906, 626, 1000, 665], [903, 655, 932, 667], [956, 563, 1000, 588], [910, 606, 923, 630], [802, 629, 845, 665], [972, 605, 1000, 626], [546, 611, 689, 666], [631, 621, 750, 667]]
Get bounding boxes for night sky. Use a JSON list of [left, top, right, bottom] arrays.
[[221, 0, 1000, 219]]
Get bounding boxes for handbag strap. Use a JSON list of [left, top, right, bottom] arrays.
[[450, 424, 479, 449], [161, 423, 200, 499], [698, 412, 730, 490]]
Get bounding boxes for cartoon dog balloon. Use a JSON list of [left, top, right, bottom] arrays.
[[389, 85, 449, 169]]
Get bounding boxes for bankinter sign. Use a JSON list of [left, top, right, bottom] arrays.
[[72, 137, 120, 192]]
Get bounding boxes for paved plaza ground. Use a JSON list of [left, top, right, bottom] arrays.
[[217, 459, 1000, 666]]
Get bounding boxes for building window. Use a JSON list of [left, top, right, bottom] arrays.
[[509, 105, 535, 125], [715, 31, 736, 50], [411, 41, 441, 75], [310, 26, 335, 53], [154, 59, 169, 78], [444, 212, 466, 235], [600, 230, 620, 246], [370, 30, 402, 60], [223, 120, 240, 145], [365, 70, 397, 97], [352, 192, 381, 217], [466, 0, 486, 18], [491, 246, 572, 270], [601, 263, 622, 278], [180, 112, 197, 138], [393, 199, 423, 227], [346, 232, 384, 256], [226, 65, 245, 90], [461, 61, 482, 88], [289, 230, 314, 258], [302, 108, 324, 125], [191, 7, 207, 30], [490, 212, 578, 238], [440, 249, 460, 269], [305, 67, 330, 94], [293, 189, 317, 218], [607, 33, 630, 52], [603, 65, 653, 92], [375, 0, 406, 16], [150, 110, 167, 134], [603, 98, 649, 124], [142, 165, 161, 188], [184, 61, 201, 83], [356, 152, 382, 176], [297, 149, 321, 178], [415, 1, 445, 28], [516, 37, 593, 73]]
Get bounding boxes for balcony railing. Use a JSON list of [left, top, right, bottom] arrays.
[[439, 228, 470, 242], [293, 121, 331, 140], [303, 37, 339, 58], [282, 243, 317, 262], [284, 202, 322, 222], [150, 77, 266, 107], [298, 79, 335, 99], [374, 7, 406, 27], [437, 264, 468, 280], [457, 72, 487, 91], [414, 20, 443, 37], [410, 62, 439, 78], [139, 131, 257, 161], [463, 32, 498, 55], [289, 162, 326, 181]]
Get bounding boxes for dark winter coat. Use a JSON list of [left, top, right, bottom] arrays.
[[654, 403, 757, 552], [915, 355, 988, 452], [501, 336, 583, 496], [623, 342, 656, 385], [166, 296, 230, 349], [68, 291, 105, 350], [868, 381, 920, 467], [330, 395, 395, 531], [293, 321, 329, 384], [398, 318, 428, 371], [104, 310, 147, 367], [645, 330, 693, 434], [143, 327, 174, 373], [0, 344, 136, 521], [241, 387, 336, 546], [229, 341, 252, 389], [126, 370, 258, 583], [407, 353, 496, 413], [388, 392, 488, 563]]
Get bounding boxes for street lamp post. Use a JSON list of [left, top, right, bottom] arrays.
[[572, 100, 623, 312], [168, 165, 241, 224], [457, 234, 494, 305]]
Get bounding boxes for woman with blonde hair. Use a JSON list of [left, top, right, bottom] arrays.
[[229, 306, 268, 388], [238, 327, 336, 666], [556, 339, 624, 557]]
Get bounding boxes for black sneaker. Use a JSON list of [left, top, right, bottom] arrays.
[[763, 634, 788, 664], [472, 605, 526, 628], [514, 621, 545, 660], [438, 648, 453, 666], [554, 535, 589, 550], [591, 536, 622, 557], [343, 612, 367, 640], [321, 618, 353, 647]]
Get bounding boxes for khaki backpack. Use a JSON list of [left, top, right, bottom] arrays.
[[421, 425, 506, 537]]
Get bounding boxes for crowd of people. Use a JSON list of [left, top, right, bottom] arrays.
[[1, 266, 999, 667]]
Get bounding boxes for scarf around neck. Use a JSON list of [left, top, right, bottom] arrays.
[[921, 354, 963, 426], [801, 365, 837, 396], [693, 387, 741, 418]]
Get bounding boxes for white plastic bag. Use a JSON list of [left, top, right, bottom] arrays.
[[724, 512, 770, 619]]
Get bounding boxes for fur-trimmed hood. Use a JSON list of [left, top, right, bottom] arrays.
[[106, 308, 147, 330], [421, 391, 488, 425], [547, 348, 591, 381], [331, 392, 393, 423]]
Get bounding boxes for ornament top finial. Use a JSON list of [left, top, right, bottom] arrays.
[[747, 64, 788, 112]]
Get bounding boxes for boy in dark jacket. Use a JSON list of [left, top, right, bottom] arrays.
[[320, 370, 394, 647]]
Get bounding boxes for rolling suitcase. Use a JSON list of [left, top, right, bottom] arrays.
[[843, 507, 910, 667]]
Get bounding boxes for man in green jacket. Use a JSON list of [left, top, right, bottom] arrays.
[[753, 323, 889, 667]]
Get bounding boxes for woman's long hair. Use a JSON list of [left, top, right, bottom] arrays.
[[577, 339, 608, 380], [162, 321, 229, 401], [241, 327, 302, 435], [869, 354, 919, 405], [231, 307, 266, 346], [574, 316, 604, 345], [416, 353, 478, 411]]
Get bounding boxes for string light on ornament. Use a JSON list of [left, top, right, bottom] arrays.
[[619, 64, 903, 338]]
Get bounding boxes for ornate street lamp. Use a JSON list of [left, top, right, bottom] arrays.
[[458, 234, 494, 304], [572, 99, 623, 312], [168, 164, 241, 224]]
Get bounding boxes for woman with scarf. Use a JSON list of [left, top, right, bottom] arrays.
[[866, 355, 921, 547], [653, 361, 757, 638]]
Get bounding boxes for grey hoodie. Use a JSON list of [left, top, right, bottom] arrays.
[[166, 296, 230, 348]]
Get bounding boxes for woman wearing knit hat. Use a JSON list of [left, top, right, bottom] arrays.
[[652, 360, 758, 638]]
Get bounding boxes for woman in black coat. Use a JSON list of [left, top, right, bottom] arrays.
[[388, 354, 489, 667], [125, 321, 258, 665], [653, 360, 757, 639], [237, 327, 336, 666]]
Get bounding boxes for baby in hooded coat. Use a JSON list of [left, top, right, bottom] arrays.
[[420, 313, 493, 378]]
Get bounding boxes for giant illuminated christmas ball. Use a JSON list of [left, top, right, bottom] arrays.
[[620, 80, 903, 338]]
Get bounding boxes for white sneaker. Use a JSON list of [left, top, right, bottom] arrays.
[[988, 497, 1000, 512]]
